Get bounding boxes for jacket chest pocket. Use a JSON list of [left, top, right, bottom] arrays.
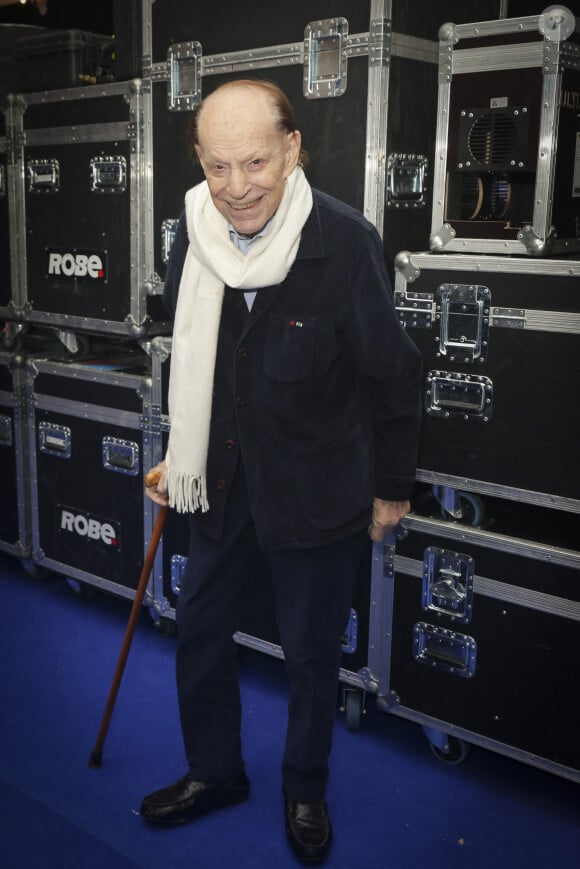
[[263, 314, 336, 382]]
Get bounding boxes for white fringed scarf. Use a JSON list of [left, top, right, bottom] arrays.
[[166, 166, 313, 513]]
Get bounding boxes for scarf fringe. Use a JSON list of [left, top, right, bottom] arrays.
[[167, 467, 209, 514]]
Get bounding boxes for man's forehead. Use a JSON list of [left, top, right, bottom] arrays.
[[199, 87, 276, 134]]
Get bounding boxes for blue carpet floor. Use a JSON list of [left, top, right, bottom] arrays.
[[1, 550, 578, 868]]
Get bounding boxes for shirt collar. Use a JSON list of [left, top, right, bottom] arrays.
[[228, 219, 272, 252]]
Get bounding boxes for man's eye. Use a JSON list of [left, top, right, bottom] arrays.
[[250, 159, 264, 167]]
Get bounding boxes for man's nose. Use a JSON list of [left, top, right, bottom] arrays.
[[228, 167, 250, 198]]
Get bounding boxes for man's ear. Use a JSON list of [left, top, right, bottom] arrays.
[[284, 130, 302, 176]]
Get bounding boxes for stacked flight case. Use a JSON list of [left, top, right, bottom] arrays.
[[387, 7, 580, 784], [1, 31, 168, 601], [24, 351, 157, 601], [140, 0, 506, 726], [9, 79, 171, 341], [0, 351, 30, 563]]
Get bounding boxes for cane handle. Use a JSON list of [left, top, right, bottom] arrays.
[[144, 469, 162, 488]]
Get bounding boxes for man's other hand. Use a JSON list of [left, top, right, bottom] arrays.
[[368, 498, 410, 542]]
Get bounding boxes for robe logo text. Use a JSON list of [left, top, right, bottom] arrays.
[[60, 508, 119, 548], [47, 249, 107, 280]]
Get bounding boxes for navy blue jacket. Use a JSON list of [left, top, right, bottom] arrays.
[[164, 188, 422, 552]]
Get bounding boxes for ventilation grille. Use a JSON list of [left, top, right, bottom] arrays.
[[467, 113, 518, 166]]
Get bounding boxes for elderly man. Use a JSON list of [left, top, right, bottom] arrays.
[[141, 79, 422, 865]]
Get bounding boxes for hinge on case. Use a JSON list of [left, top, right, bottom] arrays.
[[368, 17, 391, 67], [394, 290, 434, 329], [491, 307, 526, 329]]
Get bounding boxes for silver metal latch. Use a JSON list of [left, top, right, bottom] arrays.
[[395, 290, 434, 329], [167, 41, 202, 111], [303, 18, 348, 99], [422, 546, 474, 624], [436, 283, 490, 363]]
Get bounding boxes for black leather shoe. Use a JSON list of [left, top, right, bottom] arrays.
[[140, 773, 249, 825], [284, 796, 332, 864]]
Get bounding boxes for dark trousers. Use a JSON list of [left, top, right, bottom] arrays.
[[175, 461, 367, 802]]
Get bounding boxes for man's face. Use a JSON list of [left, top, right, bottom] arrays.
[[195, 87, 301, 236]]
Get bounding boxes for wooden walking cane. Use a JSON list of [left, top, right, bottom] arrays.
[[89, 470, 167, 768]]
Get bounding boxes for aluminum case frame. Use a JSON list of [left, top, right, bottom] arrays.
[[25, 354, 157, 601], [394, 250, 580, 513], [430, 8, 580, 256], [378, 512, 580, 783], [9, 80, 171, 340], [140, 0, 452, 289], [0, 351, 31, 561]]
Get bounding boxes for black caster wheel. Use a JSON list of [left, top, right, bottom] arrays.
[[66, 334, 91, 359], [429, 735, 470, 765], [22, 560, 48, 580], [344, 690, 365, 732], [441, 491, 484, 527], [155, 616, 177, 638], [65, 577, 97, 600]]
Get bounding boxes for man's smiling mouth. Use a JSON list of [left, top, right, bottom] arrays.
[[230, 198, 262, 211]]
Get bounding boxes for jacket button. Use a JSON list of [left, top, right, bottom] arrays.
[[225, 439, 235, 449], [239, 347, 248, 358], [216, 479, 225, 491], [236, 395, 246, 407]]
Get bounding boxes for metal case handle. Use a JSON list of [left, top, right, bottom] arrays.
[[90, 156, 127, 193], [27, 159, 60, 194], [413, 622, 477, 678], [102, 437, 140, 476], [38, 421, 71, 458], [425, 371, 493, 421]]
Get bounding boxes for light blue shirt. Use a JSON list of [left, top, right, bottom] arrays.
[[228, 220, 272, 310]]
